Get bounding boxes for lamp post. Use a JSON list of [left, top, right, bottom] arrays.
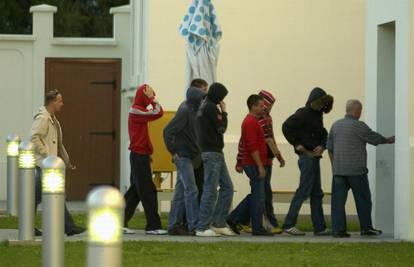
[[41, 156, 65, 267], [87, 186, 125, 267], [6, 134, 20, 216], [18, 140, 36, 241]]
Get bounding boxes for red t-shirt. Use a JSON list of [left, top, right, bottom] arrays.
[[240, 114, 268, 166]]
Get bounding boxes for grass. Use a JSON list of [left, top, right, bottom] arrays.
[[0, 213, 361, 232], [0, 241, 413, 266]]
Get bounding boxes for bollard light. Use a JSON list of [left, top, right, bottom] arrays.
[[41, 156, 65, 267], [7, 134, 20, 157], [18, 140, 36, 241], [6, 134, 20, 216], [18, 141, 36, 169], [87, 186, 125, 267]]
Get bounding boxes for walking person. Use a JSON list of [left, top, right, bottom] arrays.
[[164, 86, 206, 235], [327, 100, 394, 237], [195, 82, 235, 237], [123, 84, 167, 235], [282, 87, 334, 236], [31, 89, 85, 236]]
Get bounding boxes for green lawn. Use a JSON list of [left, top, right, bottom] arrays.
[[0, 241, 413, 267], [0, 213, 361, 232]]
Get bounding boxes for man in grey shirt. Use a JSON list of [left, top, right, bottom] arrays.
[[327, 100, 394, 238]]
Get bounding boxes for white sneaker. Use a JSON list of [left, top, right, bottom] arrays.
[[284, 226, 305, 236], [145, 229, 168, 235], [123, 227, 136, 234], [211, 226, 236, 236], [196, 229, 221, 237]]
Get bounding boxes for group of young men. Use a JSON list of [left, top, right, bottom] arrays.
[[30, 80, 394, 238]]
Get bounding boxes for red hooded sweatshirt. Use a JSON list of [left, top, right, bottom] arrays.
[[129, 84, 164, 155]]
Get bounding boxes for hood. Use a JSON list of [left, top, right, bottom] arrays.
[[186, 87, 206, 112], [132, 84, 154, 109], [305, 87, 334, 113], [207, 82, 228, 104]]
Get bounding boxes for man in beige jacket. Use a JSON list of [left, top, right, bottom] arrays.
[[31, 89, 84, 236]]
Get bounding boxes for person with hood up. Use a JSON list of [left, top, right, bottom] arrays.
[[123, 84, 167, 235], [31, 89, 85, 236], [195, 82, 236, 237], [163, 87, 206, 235], [282, 87, 334, 236]]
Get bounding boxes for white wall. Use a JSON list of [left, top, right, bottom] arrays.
[[0, 4, 133, 201], [365, 0, 412, 239]]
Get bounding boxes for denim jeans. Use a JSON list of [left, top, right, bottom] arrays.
[[168, 157, 199, 231], [197, 152, 234, 230], [283, 155, 326, 232], [228, 165, 267, 233], [331, 174, 373, 233], [35, 167, 75, 233], [228, 165, 279, 227]]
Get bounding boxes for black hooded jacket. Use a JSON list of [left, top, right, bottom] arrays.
[[163, 87, 205, 159], [197, 83, 228, 152], [282, 87, 332, 154]]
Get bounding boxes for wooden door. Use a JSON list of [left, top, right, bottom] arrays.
[[45, 58, 121, 200]]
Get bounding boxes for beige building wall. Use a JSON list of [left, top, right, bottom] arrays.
[[146, 0, 366, 215]]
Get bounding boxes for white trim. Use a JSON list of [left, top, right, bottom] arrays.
[[29, 4, 57, 13], [0, 35, 35, 42], [51, 38, 117, 46], [110, 5, 131, 14]]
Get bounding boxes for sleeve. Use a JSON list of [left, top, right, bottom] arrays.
[[204, 104, 228, 134], [355, 122, 387, 146], [326, 126, 334, 153], [236, 138, 244, 167], [129, 98, 164, 122], [282, 110, 305, 147], [163, 108, 188, 155], [30, 115, 48, 157], [244, 121, 260, 154], [320, 127, 328, 148]]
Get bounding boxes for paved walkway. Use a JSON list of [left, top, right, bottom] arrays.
[[0, 229, 399, 244]]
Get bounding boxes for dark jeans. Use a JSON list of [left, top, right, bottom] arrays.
[[228, 165, 267, 233], [194, 163, 204, 202], [124, 152, 162, 231], [331, 174, 373, 233], [35, 167, 75, 233], [228, 165, 279, 227], [283, 155, 326, 232]]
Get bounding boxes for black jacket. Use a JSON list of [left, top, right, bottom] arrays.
[[282, 87, 333, 154], [163, 87, 205, 159], [197, 83, 228, 152]]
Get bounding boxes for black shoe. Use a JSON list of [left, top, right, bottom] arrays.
[[226, 220, 240, 235], [361, 228, 382, 236], [314, 228, 332, 236], [252, 231, 274, 236], [66, 225, 86, 236], [168, 225, 193, 236], [34, 228, 42, 237], [333, 232, 351, 238]]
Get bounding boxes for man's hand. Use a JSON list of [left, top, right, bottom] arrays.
[[235, 165, 243, 173], [173, 154, 180, 162], [295, 145, 305, 152], [386, 136, 395, 144], [144, 85, 155, 98], [276, 153, 285, 168], [219, 101, 226, 113], [313, 146, 325, 157], [258, 165, 266, 179]]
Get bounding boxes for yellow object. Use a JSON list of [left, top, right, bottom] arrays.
[[42, 169, 65, 193], [7, 141, 20, 157], [148, 111, 176, 188], [88, 208, 122, 244], [18, 150, 35, 169]]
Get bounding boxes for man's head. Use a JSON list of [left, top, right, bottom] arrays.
[[346, 99, 362, 119], [190, 79, 208, 93], [247, 94, 265, 117], [258, 90, 276, 114], [45, 89, 64, 114]]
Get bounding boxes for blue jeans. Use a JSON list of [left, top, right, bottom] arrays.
[[283, 155, 326, 232], [228, 165, 267, 233], [197, 152, 234, 230], [168, 157, 199, 231], [331, 174, 373, 233], [228, 165, 279, 227]]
